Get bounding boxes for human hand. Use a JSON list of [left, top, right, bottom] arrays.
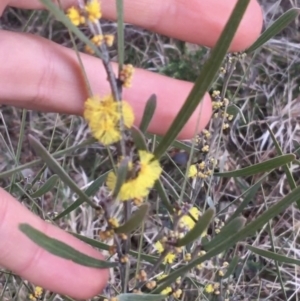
[[0, 0, 263, 299]]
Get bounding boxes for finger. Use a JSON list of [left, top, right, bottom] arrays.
[[9, 0, 263, 51], [0, 30, 212, 139], [0, 0, 9, 14], [0, 188, 108, 299]]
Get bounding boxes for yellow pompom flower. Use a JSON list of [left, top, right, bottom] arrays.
[[179, 207, 200, 230], [66, 7, 85, 26], [106, 151, 162, 201], [28, 294, 37, 301], [34, 286, 43, 298], [85, 0, 102, 22], [91, 34, 104, 46], [205, 284, 215, 294], [154, 241, 164, 253], [119, 64, 135, 88], [188, 164, 197, 178], [154, 241, 176, 264], [84, 95, 134, 145], [104, 34, 115, 47], [116, 101, 135, 128], [161, 287, 172, 295]]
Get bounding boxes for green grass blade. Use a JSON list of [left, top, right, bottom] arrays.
[[30, 174, 59, 198], [116, 0, 124, 71], [39, 0, 103, 59], [139, 94, 157, 133], [118, 294, 165, 301], [152, 184, 300, 293], [154, 0, 251, 158], [215, 154, 295, 177], [223, 256, 239, 279], [266, 124, 297, 190], [226, 173, 269, 223], [266, 220, 287, 299], [227, 104, 246, 124], [115, 204, 149, 234], [0, 137, 96, 179], [247, 245, 300, 266], [176, 208, 215, 247], [28, 135, 96, 208], [9, 109, 27, 193], [146, 134, 200, 153], [246, 8, 300, 53], [155, 179, 174, 215], [161, 173, 187, 200], [19, 224, 116, 268], [54, 171, 109, 221]]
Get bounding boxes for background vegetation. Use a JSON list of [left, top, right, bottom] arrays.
[[1, 0, 300, 300]]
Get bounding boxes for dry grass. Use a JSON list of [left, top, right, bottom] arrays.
[[1, 0, 300, 300]]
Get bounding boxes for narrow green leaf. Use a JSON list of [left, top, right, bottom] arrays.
[[70, 232, 159, 264], [146, 134, 200, 153], [293, 140, 300, 155], [54, 171, 109, 221], [19, 224, 116, 268], [131, 127, 148, 151], [215, 154, 295, 177], [154, 0, 251, 158], [227, 104, 246, 124], [266, 124, 298, 201], [30, 174, 59, 198], [203, 216, 246, 250], [227, 173, 268, 223], [39, 0, 103, 59], [112, 158, 129, 198], [155, 179, 174, 215], [223, 256, 239, 279], [115, 204, 149, 234], [0, 137, 96, 179], [247, 245, 300, 266], [153, 184, 300, 293], [160, 174, 180, 200], [246, 8, 300, 53], [118, 293, 165, 301], [29, 133, 71, 189], [139, 94, 157, 133], [116, 0, 124, 70], [176, 208, 215, 247], [28, 135, 96, 208]]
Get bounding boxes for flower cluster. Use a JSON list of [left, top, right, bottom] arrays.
[[83, 94, 134, 145], [187, 128, 217, 181], [188, 157, 217, 180], [106, 151, 162, 201], [150, 205, 206, 266], [211, 90, 233, 130], [153, 230, 184, 265], [178, 206, 200, 230], [85, 0, 102, 22], [85, 34, 115, 53], [119, 64, 135, 88], [66, 0, 102, 26], [28, 286, 43, 301], [98, 216, 130, 242], [154, 240, 177, 264]]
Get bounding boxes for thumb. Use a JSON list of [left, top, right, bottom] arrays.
[[0, 188, 108, 299]]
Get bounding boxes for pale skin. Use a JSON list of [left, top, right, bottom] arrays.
[[0, 0, 263, 299]]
